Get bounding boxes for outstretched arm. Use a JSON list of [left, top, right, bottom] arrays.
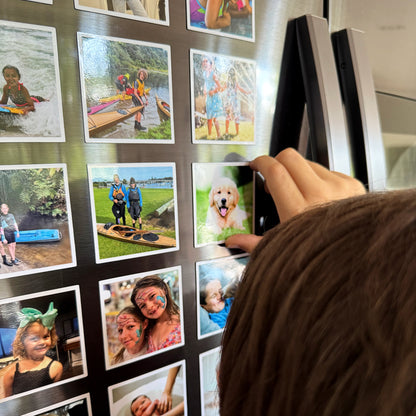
[[226, 148, 366, 252], [158, 366, 180, 413]]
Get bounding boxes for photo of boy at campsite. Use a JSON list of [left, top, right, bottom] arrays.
[[88, 164, 179, 263], [78, 33, 174, 144]]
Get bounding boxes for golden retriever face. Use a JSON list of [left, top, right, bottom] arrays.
[[209, 177, 239, 220]]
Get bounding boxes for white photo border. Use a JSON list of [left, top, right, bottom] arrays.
[[77, 32, 175, 144], [74, 0, 169, 26], [0, 286, 88, 404], [190, 48, 257, 145], [196, 253, 249, 339], [99, 265, 185, 370], [108, 360, 187, 415], [199, 346, 221, 416], [0, 163, 77, 280], [192, 161, 254, 248], [0, 20, 65, 142], [87, 162, 179, 264], [21, 393, 92, 416], [186, 0, 255, 42]]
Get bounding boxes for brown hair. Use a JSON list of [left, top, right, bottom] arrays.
[[219, 190, 416, 415], [12, 321, 58, 358], [111, 306, 147, 365], [130, 275, 179, 331]]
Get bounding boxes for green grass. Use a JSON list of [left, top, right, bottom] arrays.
[[195, 120, 254, 142], [134, 120, 171, 140], [94, 187, 176, 259], [195, 182, 253, 245]]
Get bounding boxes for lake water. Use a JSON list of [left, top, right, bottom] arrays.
[[85, 71, 171, 139], [0, 215, 73, 275]]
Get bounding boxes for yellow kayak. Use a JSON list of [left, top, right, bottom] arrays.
[[99, 88, 151, 103]]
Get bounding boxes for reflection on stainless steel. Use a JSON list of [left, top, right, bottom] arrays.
[[0, 0, 323, 414]]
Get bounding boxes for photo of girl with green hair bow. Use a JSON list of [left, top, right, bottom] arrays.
[[2, 302, 63, 397]]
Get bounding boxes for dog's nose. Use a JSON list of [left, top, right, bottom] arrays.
[[221, 198, 226, 205]]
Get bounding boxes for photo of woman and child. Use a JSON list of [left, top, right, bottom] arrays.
[[197, 254, 249, 337], [109, 362, 186, 416], [0, 288, 86, 401], [191, 50, 256, 143], [100, 267, 183, 369]]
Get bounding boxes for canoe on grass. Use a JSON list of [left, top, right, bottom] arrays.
[[88, 106, 143, 135], [0, 104, 25, 115], [88, 99, 119, 115], [155, 94, 170, 121], [15, 229, 62, 243], [97, 223, 176, 248]]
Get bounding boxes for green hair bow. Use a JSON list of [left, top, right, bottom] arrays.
[[18, 302, 58, 330]]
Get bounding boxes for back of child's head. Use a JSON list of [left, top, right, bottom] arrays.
[[220, 189, 416, 415]]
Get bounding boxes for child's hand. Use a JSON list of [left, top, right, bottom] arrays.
[[226, 148, 366, 253]]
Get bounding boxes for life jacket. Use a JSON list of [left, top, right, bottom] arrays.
[[112, 184, 125, 199], [129, 187, 140, 201], [134, 79, 145, 96]]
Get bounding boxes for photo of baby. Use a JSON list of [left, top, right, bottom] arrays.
[[99, 266, 184, 369], [0, 287, 86, 403], [191, 50, 256, 144], [109, 361, 186, 415], [197, 254, 249, 338], [192, 162, 254, 247], [0, 20, 65, 142]]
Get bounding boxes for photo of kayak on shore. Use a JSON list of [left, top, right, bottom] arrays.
[[88, 163, 179, 263], [78, 33, 174, 144]]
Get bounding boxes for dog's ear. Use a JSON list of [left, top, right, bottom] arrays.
[[232, 184, 239, 205], [209, 186, 215, 207]]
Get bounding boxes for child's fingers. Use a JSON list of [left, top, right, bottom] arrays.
[[225, 234, 262, 253], [250, 154, 307, 221]]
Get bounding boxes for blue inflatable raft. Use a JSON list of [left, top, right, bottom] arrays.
[[15, 229, 62, 243]]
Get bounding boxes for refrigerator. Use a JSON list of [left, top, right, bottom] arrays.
[[1, 0, 410, 414]]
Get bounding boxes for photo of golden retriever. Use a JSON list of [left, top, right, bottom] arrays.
[[205, 177, 248, 234]]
